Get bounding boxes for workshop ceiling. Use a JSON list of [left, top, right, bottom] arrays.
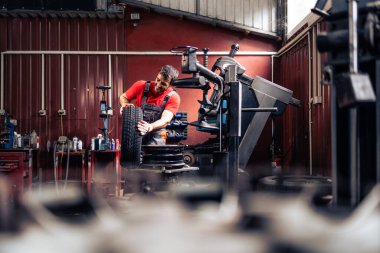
[[0, 0, 281, 39]]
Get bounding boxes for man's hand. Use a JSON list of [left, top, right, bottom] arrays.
[[119, 103, 134, 115], [137, 120, 153, 136]]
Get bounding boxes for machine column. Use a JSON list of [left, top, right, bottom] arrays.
[[226, 65, 242, 190]]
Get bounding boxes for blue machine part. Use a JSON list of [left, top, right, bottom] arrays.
[[166, 112, 188, 141], [0, 113, 15, 149]]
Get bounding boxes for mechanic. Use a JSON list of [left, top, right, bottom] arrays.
[[119, 65, 180, 145]]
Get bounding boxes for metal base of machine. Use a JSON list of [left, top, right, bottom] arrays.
[[123, 165, 199, 194], [135, 165, 199, 174]]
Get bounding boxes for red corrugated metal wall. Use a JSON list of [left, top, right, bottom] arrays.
[[1, 17, 126, 148], [310, 22, 332, 177], [0, 8, 279, 175], [311, 73, 331, 176], [274, 22, 332, 176], [0, 16, 127, 180], [275, 37, 310, 175]]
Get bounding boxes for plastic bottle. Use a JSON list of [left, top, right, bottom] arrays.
[[13, 132, 18, 148], [30, 130, 37, 148], [36, 136, 40, 149], [95, 138, 100, 150], [115, 139, 120, 150], [17, 134, 22, 148], [73, 136, 78, 151], [78, 139, 83, 150], [47, 140, 51, 151], [111, 139, 115, 150]]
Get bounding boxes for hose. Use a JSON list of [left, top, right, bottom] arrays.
[[53, 140, 71, 192], [63, 141, 70, 191], [53, 141, 59, 193]]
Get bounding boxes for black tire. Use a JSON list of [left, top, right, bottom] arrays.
[[259, 175, 332, 206], [259, 175, 332, 193], [141, 145, 186, 167], [121, 106, 143, 169]]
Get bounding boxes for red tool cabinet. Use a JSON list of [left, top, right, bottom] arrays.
[[0, 149, 35, 195], [87, 150, 121, 197]]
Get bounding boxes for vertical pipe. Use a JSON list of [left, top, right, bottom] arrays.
[[316, 23, 322, 97], [219, 102, 222, 152], [271, 55, 274, 82], [348, 0, 359, 206], [308, 32, 313, 175], [108, 54, 112, 108], [349, 0, 358, 73], [39, 19, 45, 116], [271, 54, 274, 167], [106, 54, 112, 143], [0, 53, 4, 114], [349, 109, 359, 206], [228, 81, 241, 190], [331, 76, 338, 206], [61, 54, 65, 111], [377, 61, 380, 183], [41, 54, 45, 111]]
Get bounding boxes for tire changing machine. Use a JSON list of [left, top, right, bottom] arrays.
[[120, 44, 300, 193]]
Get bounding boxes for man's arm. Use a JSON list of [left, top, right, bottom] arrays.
[[137, 110, 174, 135], [151, 110, 174, 130], [119, 93, 133, 107], [119, 93, 134, 114]]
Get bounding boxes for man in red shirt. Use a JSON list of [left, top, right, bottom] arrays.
[[119, 65, 180, 145]]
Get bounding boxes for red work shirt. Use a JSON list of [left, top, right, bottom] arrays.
[[124, 80, 180, 115]]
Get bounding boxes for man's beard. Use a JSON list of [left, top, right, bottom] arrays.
[[155, 85, 165, 93]]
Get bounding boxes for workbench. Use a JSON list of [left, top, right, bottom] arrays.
[[0, 148, 38, 194], [87, 150, 121, 197]]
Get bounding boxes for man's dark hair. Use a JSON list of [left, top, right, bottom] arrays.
[[160, 65, 179, 82]]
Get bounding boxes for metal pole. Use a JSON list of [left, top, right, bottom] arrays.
[[42, 54, 45, 110], [348, 0, 359, 206], [308, 32, 313, 176], [108, 54, 112, 109], [196, 0, 200, 16], [0, 53, 4, 115], [377, 61, 380, 183], [349, 0, 358, 74], [228, 82, 241, 190], [39, 54, 46, 116], [227, 65, 241, 190], [61, 54, 64, 112]]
